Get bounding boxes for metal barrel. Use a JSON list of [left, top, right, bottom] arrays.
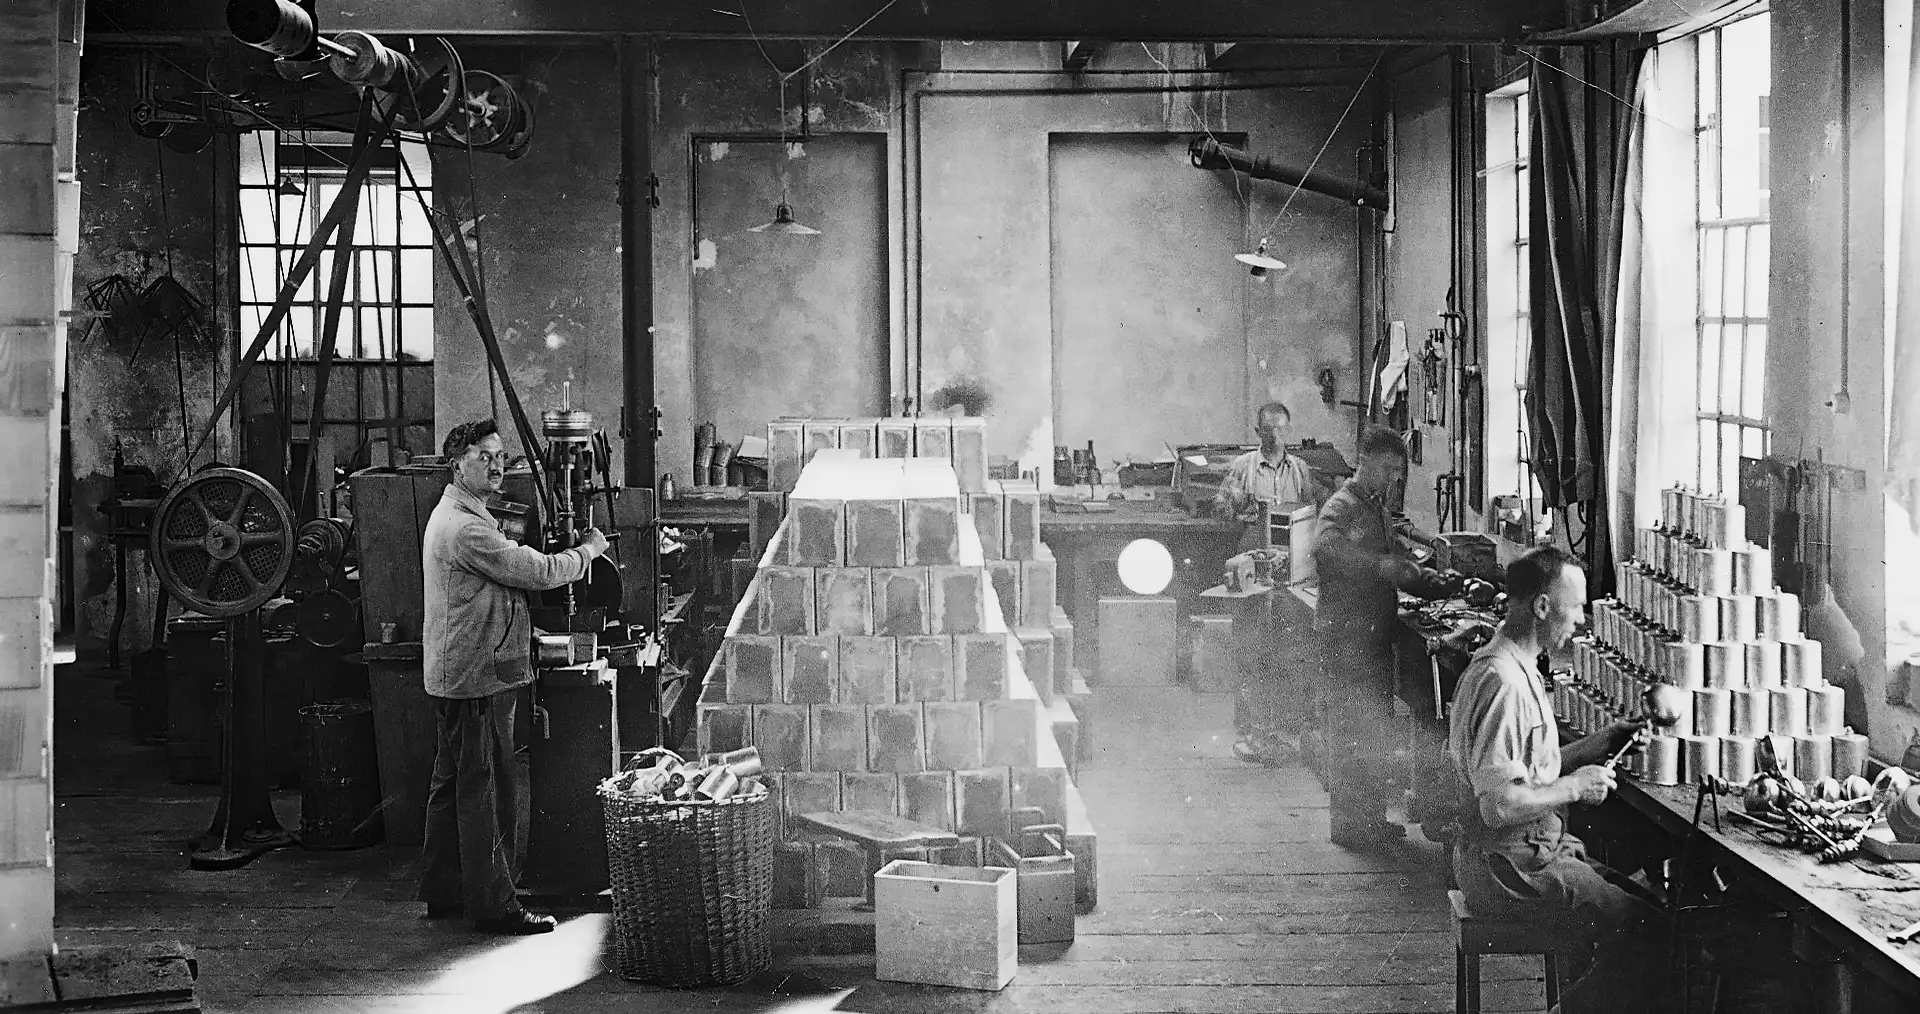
[[299, 701, 385, 850]]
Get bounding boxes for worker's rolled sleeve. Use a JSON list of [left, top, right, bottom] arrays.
[[1460, 678, 1536, 797]]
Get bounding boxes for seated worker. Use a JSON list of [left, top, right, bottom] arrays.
[[1313, 427, 1437, 847], [1449, 546, 1666, 1014], [1216, 401, 1323, 766]]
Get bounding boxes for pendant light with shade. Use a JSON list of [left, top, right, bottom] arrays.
[[749, 76, 820, 236], [1228, 52, 1384, 279]]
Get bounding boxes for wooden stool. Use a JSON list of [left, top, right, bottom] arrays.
[[1448, 889, 1561, 1014], [794, 810, 959, 911]]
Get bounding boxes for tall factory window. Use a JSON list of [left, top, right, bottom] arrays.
[[1483, 79, 1541, 513], [1691, 13, 1771, 497], [237, 131, 434, 361]]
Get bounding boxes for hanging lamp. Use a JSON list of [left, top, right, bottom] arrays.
[[1234, 239, 1287, 279], [750, 76, 821, 237], [275, 176, 305, 198], [749, 201, 819, 235]]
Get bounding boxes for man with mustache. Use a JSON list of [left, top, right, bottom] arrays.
[[418, 419, 609, 935]]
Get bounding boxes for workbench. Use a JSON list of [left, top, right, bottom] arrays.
[[1617, 779, 1920, 1009], [1040, 501, 1241, 679]]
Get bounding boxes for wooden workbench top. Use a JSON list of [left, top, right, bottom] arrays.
[[1040, 499, 1240, 536], [1619, 780, 1920, 999]]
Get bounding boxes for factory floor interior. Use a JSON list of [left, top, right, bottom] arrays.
[[51, 666, 1548, 1014]]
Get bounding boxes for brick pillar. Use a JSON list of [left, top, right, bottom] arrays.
[[0, 0, 78, 969]]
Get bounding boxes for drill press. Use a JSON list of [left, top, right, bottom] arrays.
[[523, 383, 659, 904]]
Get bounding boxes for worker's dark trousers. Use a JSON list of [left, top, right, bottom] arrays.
[[419, 690, 521, 919], [1321, 630, 1398, 831]]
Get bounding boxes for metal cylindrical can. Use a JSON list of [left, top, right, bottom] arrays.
[[1794, 735, 1834, 784], [1693, 688, 1732, 738], [1758, 593, 1800, 642], [1644, 734, 1682, 785], [1832, 733, 1871, 782], [1683, 735, 1721, 785], [1699, 550, 1735, 596], [1808, 685, 1846, 736], [1706, 642, 1745, 690], [1769, 687, 1809, 737], [1721, 736, 1757, 785], [1679, 597, 1716, 643], [1719, 595, 1757, 644], [299, 701, 385, 850], [1729, 688, 1767, 738], [693, 766, 740, 801], [1783, 639, 1823, 689], [1746, 641, 1782, 689]]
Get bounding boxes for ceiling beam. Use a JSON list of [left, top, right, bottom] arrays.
[[88, 0, 1556, 45], [1062, 40, 1100, 70]]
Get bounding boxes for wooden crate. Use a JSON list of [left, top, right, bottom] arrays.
[[875, 860, 1017, 991]]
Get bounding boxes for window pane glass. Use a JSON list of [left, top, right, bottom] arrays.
[[359, 307, 395, 359], [362, 184, 397, 245], [1516, 166, 1530, 243], [239, 132, 274, 185], [279, 190, 314, 244], [1702, 231, 1724, 319], [278, 251, 314, 302], [1516, 91, 1530, 153], [1743, 323, 1768, 419], [400, 308, 434, 361], [1749, 223, 1770, 316], [356, 250, 394, 303], [1721, 422, 1743, 498], [399, 190, 433, 246], [1698, 419, 1716, 489], [1723, 227, 1748, 318], [1698, 325, 1722, 412], [1742, 426, 1766, 460], [401, 249, 434, 299], [285, 310, 314, 359], [238, 190, 276, 246], [1721, 323, 1745, 416]]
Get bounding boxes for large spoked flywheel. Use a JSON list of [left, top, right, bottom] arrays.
[[151, 468, 295, 617]]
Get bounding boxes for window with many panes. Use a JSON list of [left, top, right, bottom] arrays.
[[237, 131, 434, 361], [1692, 13, 1771, 497], [1484, 79, 1543, 514]]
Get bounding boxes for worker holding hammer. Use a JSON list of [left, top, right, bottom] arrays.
[[1448, 546, 1665, 1014]]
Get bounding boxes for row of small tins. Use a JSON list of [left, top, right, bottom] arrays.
[[1657, 487, 1748, 550], [1612, 562, 1799, 642], [1582, 610, 1820, 687]]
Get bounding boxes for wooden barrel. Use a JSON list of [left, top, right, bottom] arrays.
[[299, 701, 385, 850]]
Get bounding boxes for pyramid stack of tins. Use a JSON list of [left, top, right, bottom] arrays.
[[699, 442, 1093, 914], [1552, 486, 1853, 789]]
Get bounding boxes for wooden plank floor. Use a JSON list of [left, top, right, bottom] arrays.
[[52, 669, 1550, 1013]]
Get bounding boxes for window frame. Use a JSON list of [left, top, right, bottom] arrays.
[[1689, 13, 1772, 497], [236, 130, 435, 363], [1482, 77, 1543, 521]]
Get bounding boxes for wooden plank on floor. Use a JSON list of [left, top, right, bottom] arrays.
[[1074, 909, 1450, 936], [1087, 879, 1438, 913], [829, 978, 1550, 1013], [1101, 844, 1438, 877]]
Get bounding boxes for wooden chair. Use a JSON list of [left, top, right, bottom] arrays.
[[1448, 889, 1561, 1014]]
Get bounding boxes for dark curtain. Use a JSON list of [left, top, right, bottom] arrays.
[[1526, 44, 1644, 591]]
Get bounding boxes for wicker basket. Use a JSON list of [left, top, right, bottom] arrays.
[[600, 749, 775, 988]]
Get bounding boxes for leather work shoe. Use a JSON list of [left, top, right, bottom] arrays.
[[475, 910, 557, 936], [1329, 817, 1407, 852], [424, 903, 464, 920]]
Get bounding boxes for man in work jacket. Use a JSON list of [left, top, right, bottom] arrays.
[[418, 419, 608, 935]]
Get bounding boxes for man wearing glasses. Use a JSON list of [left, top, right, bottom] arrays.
[[419, 419, 609, 934]]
